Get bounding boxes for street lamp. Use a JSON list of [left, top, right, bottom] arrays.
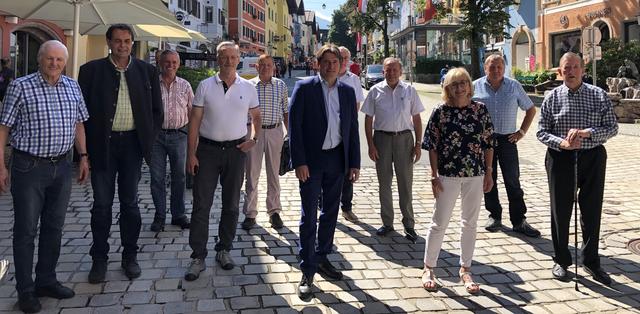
[[322, 4, 326, 10]]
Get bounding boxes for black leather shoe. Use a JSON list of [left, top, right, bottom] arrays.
[[584, 265, 612, 286], [297, 275, 314, 301], [241, 218, 256, 230], [269, 213, 284, 229], [150, 217, 165, 232], [512, 220, 541, 238], [88, 259, 107, 284], [317, 261, 343, 280], [171, 216, 190, 229], [552, 263, 570, 282], [35, 282, 75, 299], [376, 225, 394, 236], [121, 259, 141, 280], [18, 292, 41, 313], [405, 228, 418, 242], [485, 217, 502, 232]]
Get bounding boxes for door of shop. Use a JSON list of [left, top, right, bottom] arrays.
[[11, 30, 45, 78]]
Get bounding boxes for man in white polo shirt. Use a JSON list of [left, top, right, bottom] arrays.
[[337, 46, 364, 223], [184, 41, 261, 281], [362, 57, 424, 242]]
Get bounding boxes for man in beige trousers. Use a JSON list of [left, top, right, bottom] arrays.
[[242, 54, 289, 230]]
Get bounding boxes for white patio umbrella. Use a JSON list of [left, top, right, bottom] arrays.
[[87, 24, 209, 42], [2, 0, 186, 77]]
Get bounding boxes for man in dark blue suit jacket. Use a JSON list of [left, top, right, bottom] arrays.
[[289, 44, 361, 301]]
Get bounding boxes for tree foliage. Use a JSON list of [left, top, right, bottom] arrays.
[[458, 0, 516, 78], [340, 0, 398, 58], [327, 9, 356, 55]]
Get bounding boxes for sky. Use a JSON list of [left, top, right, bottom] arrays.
[[303, 0, 347, 29]]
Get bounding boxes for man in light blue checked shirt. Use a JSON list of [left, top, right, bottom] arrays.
[[473, 54, 540, 238], [242, 54, 289, 230], [0, 40, 89, 314], [537, 52, 617, 286]]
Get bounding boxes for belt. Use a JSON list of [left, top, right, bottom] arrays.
[[322, 143, 343, 152], [161, 127, 187, 134], [111, 130, 136, 137], [262, 123, 281, 129], [13, 149, 70, 163], [199, 136, 244, 148], [376, 129, 412, 136]]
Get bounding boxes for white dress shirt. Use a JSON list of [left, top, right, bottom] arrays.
[[361, 80, 424, 132]]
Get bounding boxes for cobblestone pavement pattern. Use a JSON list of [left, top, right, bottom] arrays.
[[0, 73, 639, 313]]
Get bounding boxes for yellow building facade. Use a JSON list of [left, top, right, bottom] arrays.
[[275, 0, 291, 59]]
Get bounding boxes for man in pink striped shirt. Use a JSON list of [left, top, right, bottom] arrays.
[[150, 50, 193, 232]]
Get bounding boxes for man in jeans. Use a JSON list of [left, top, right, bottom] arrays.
[[184, 41, 261, 280], [0, 40, 89, 313], [472, 54, 540, 237], [150, 50, 193, 232]]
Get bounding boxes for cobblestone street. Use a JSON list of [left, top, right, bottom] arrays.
[[0, 81, 639, 313]]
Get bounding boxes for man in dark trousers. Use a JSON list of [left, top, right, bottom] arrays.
[[537, 52, 618, 285], [79, 24, 163, 284], [289, 44, 360, 301], [0, 40, 89, 313]]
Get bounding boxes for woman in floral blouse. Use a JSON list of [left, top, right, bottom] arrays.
[[421, 67, 494, 294]]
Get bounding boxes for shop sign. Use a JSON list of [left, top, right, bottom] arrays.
[[585, 7, 611, 20]]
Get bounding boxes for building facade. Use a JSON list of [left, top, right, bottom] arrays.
[[0, 15, 66, 78], [167, 0, 227, 50], [538, 0, 640, 69], [229, 0, 266, 56]]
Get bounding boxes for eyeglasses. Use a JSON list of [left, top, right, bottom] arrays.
[[449, 80, 469, 88]]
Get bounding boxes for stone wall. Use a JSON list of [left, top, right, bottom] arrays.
[[610, 93, 640, 123]]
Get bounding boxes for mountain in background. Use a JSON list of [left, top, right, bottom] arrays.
[[317, 15, 331, 29]]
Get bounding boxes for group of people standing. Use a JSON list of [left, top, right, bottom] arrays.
[[0, 20, 619, 312]]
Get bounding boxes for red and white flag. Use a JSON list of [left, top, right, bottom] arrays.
[[424, 0, 437, 22], [356, 32, 361, 51], [358, 0, 368, 14]]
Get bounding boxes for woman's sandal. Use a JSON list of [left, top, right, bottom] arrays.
[[459, 268, 480, 294], [422, 267, 439, 292]]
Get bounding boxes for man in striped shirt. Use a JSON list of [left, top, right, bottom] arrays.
[[149, 50, 193, 232], [537, 52, 618, 285], [242, 54, 289, 230], [0, 40, 89, 313]]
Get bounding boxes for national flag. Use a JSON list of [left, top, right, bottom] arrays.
[[423, 0, 437, 22], [358, 0, 368, 14]]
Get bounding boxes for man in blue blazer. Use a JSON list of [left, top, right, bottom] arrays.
[[289, 44, 361, 301]]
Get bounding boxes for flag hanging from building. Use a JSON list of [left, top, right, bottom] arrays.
[[424, 0, 437, 22], [358, 0, 368, 14], [356, 32, 362, 52]]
